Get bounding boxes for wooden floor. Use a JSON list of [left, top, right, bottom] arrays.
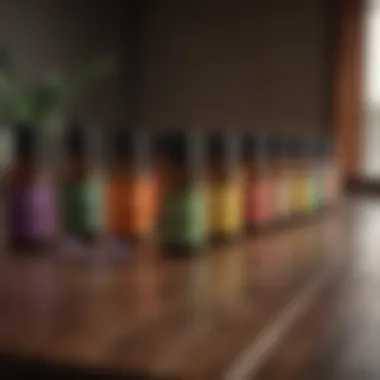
[[0, 205, 351, 379]]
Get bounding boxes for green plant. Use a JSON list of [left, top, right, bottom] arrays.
[[0, 50, 118, 132]]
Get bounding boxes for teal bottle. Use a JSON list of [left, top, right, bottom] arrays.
[[157, 130, 207, 257]]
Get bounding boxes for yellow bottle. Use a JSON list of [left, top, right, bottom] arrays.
[[208, 176, 243, 236], [207, 132, 243, 242]]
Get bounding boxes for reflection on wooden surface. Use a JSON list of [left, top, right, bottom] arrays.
[[0, 212, 343, 378]]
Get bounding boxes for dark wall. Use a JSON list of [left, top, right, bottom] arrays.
[[143, 0, 332, 133], [0, 0, 334, 133], [0, 0, 131, 126]]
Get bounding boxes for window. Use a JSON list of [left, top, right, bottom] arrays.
[[362, 1, 380, 178]]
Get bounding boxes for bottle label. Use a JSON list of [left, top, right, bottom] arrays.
[[274, 176, 291, 219], [324, 166, 339, 203], [207, 181, 243, 235], [246, 178, 273, 224], [161, 185, 207, 246], [7, 178, 56, 240], [107, 175, 157, 236], [61, 175, 105, 235]]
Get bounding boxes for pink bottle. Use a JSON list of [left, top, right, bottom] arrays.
[[244, 133, 274, 231]]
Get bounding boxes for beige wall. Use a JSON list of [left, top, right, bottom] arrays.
[[142, 0, 330, 133]]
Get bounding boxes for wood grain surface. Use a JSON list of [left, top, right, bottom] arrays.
[[0, 210, 345, 379]]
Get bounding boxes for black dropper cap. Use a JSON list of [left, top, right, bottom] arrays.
[[207, 131, 240, 168], [286, 136, 300, 158], [156, 129, 204, 171], [281, 134, 295, 159], [308, 136, 320, 158], [14, 123, 37, 160], [243, 132, 269, 161], [300, 136, 313, 158], [322, 136, 333, 158], [267, 134, 283, 158], [111, 127, 149, 167], [65, 121, 86, 158]]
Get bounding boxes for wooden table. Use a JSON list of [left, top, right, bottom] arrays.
[[0, 213, 343, 379]]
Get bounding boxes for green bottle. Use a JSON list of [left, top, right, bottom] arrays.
[[157, 130, 207, 257], [60, 123, 105, 240]]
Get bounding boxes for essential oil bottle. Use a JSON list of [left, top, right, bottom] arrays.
[[6, 124, 56, 250], [157, 129, 207, 257], [295, 136, 316, 216], [289, 136, 307, 217], [206, 131, 243, 243], [271, 134, 292, 223], [322, 137, 339, 208], [244, 132, 273, 231], [60, 122, 105, 242], [307, 137, 321, 214], [316, 137, 330, 210], [107, 127, 157, 243]]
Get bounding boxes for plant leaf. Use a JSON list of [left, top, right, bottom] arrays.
[[0, 49, 18, 123], [62, 55, 118, 101], [0, 52, 118, 130]]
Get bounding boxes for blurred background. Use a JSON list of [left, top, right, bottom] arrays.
[[0, 0, 377, 379]]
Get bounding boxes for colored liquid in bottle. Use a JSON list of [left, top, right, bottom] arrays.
[[244, 133, 273, 229], [268, 134, 288, 222], [157, 130, 207, 256], [309, 169, 321, 212], [61, 175, 105, 238], [60, 123, 105, 240], [324, 139, 339, 206], [277, 136, 296, 220], [161, 184, 207, 248], [107, 175, 158, 238], [275, 177, 291, 220], [307, 137, 325, 214], [207, 132, 243, 241], [208, 180, 243, 238], [7, 125, 56, 250], [107, 128, 157, 240], [289, 137, 309, 216]]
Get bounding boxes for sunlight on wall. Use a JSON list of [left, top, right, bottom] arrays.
[[362, 3, 380, 178]]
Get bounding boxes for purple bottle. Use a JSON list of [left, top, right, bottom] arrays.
[[6, 124, 57, 251]]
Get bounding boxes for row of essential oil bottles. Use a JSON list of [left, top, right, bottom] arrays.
[[2, 124, 339, 255]]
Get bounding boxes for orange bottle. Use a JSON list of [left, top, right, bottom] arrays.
[[107, 128, 157, 242]]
